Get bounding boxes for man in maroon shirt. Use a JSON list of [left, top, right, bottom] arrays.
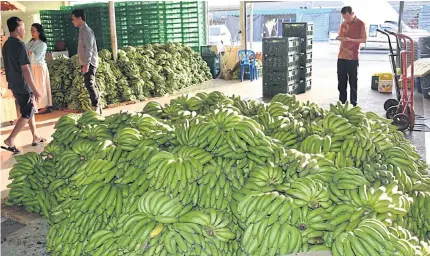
[[336, 6, 367, 106]]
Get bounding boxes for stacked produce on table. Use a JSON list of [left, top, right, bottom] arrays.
[[48, 43, 212, 111], [6, 91, 430, 256]]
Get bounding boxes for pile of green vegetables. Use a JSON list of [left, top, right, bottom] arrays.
[[48, 43, 212, 111], [6, 91, 430, 256]]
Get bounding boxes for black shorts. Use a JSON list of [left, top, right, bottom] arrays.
[[13, 92, 35, 119]]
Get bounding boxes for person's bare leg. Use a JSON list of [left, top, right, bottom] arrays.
[[28, 115, 43, 144], [4, 117, 29, 147]]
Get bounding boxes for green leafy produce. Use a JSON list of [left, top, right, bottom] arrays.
[[47, 44, 212, 111], [6, 92, 430, 256]]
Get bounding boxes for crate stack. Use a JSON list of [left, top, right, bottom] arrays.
[[180, 1, 206, 52], [114, 2, 129, 48], [139, 2, 166, 45], [39, 10, 69, 52], [200, 46, 220, 78], [282, 22, 314, 94], [262, 37, 301, 97], [73, 3, 112, 51], [164, 2, 183, 44], [164, 1, 206, 51], [42, 1, 206, 54]]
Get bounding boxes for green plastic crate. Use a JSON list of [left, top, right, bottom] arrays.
[[263, 80, 297, 97], [297, 78, 312, 94], [202, 55, 220, 79]]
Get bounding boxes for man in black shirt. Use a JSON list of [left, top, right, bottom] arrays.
[[1, 17, 45, 154]]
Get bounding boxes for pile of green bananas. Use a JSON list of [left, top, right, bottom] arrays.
[[7, 91, 430, 256], [47, 55, 72, 109], [46, 44, 212, 111]]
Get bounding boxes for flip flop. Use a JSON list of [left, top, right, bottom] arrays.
[[1, 146, 20, 154], [32, 138, 47, 146]]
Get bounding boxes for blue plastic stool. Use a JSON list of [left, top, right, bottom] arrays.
[[238, 50, 257, 82]]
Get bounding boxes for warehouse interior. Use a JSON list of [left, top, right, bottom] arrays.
[[1, 1, 430, 255]]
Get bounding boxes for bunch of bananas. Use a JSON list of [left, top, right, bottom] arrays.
[[7, 91, 430, 256], [283, 177, 331, 209], [47, 45, 211, 112], [332, 219, 419, 256], [142, 101, 164, 118], [242, 220, 303, 255], [329, 102, 366, 125], [401, 191, 430, 242]]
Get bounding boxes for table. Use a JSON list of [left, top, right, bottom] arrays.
[[410, 58, 430, 77]]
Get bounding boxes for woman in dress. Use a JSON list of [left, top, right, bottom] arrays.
[[26, 23, 52, 114]]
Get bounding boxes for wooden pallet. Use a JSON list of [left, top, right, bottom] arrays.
[[410, 58, 430, 77]]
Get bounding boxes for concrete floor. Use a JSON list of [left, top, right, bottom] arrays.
[[0, 43, 429, 255], [1, 219, 48, 256]]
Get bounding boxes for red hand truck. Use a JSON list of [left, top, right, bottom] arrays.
[[380, 29, 430, 132], [392, 33, 415, 131]]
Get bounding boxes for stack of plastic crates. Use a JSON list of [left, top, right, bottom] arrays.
[[40, 10, 69, 52], [164, 1, 183, 44], [43, 1, 207, 55], [262, 37, 301, 97], [282, 22, 313, 93], [115, 2, 129, 48], [74, 3, 112, 51], [127, 1, 165, 46], [180, 1, 206, 52]]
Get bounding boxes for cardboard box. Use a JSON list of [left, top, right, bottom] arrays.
[[378, 79, 393, 93]]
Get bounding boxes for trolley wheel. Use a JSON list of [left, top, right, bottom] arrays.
[[384, 99, 399, 111], [392, 113, 410, 131], [386, 106, 399, 119]]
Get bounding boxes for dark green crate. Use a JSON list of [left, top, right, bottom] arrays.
[[165, 28, 183, 34], [282, 23, 314, 38], [263, 37, 301, 56], [299, 65, 312, 80], [164, 3, 181, 9], [182, 23, 199, 29], [182, 18, 199, 24], [166, 23, 182, 29], [297, 78, 312, 94], [200, 46, 218, 57], [116, 30, 129, 36], [300, 52, 312, 65], [183, 38, 201, 44], [300, 37, 313, 53], [263, 54, 300, 71], [263, 68, 299, 84], [165, 18, 182, 24], [263, 80, 297, 97], [183, 27, 199, 33], [165, 8, 181, 14], [183, 33, 200, 38], [202, 55, 220, 79], [371, 76, 379, 90], [181, 1, 199, 7], [181, 13, 199, 19]]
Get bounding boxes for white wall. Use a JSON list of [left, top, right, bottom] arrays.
[[1, 1, 66, 42]]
